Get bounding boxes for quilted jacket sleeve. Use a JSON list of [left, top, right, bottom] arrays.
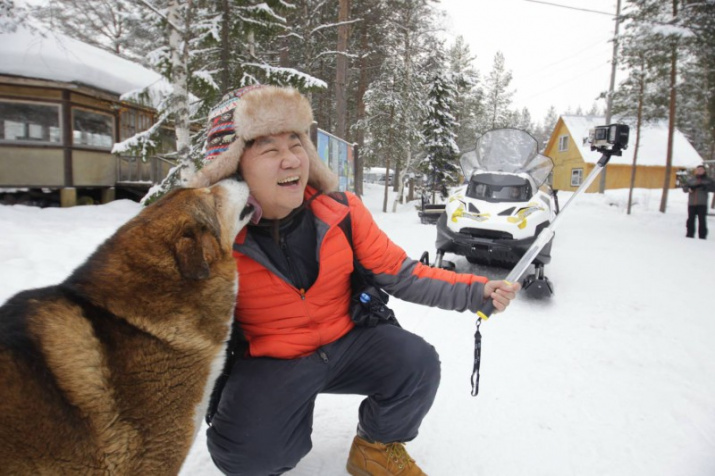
[[346, 192, 488, 313]]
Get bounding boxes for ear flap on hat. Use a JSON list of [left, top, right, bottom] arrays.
[[187, 139, 245, 188], [299, 132, 338, 192]]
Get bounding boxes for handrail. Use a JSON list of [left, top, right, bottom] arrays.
[[116, 155, 177, 185]]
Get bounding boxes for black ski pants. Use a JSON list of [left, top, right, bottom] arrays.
[[206, 324, 441, 476], [686, 204, 708, 239]]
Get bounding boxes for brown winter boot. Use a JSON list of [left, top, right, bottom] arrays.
[[346, 435, 427, 476]]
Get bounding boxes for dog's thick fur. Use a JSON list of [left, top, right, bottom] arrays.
[[0, 180, 253, 475]]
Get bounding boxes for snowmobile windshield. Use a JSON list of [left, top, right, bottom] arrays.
[[459, 128, 554, 187], [466, 173, 532, 203]]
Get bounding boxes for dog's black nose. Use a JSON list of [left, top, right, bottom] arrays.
[[240, 203, 255, 220], [234, 171, 245, 182]]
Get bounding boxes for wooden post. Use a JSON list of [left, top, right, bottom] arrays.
[[60, 187, 76, 208]]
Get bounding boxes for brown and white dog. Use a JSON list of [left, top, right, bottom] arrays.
[[0, 180, 253, 475]]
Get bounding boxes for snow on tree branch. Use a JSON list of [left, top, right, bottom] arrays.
[[310, 18, 362, 36], [243, 63, 327, 89]]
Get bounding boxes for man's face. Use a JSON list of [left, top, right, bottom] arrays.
[[239, 132, 310, 220], [695, 166, 706, 176]]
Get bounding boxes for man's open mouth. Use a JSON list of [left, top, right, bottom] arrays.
[[278, 176, 300, 186]]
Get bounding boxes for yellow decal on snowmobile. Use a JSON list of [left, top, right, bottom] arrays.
[[448, 194, 465, 203], [451, 204, 489, 223], [506, 205, 543, 229]]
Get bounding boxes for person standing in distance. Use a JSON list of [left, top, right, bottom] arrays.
[[683, 165, 713, 239]]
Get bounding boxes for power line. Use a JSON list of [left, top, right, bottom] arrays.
[[521, 62, 609, 101], [523, 0, 613, 16], [522, 38, 608, 79]]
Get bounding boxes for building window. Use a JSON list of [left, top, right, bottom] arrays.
[[558, 135, 569, 152], [0, 100, 62, 145], [571, 168, 583, 186], [72, 108, 114, 149]]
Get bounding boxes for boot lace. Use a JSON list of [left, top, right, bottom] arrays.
[[385, 442, 415, 471]]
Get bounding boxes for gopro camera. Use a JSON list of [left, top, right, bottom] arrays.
[[588, 124, 629, 154]]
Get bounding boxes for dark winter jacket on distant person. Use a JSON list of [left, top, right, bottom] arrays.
[[684, 175, 713, 206]]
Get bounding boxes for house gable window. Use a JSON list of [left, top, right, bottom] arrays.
[[0, 100, 62, 145], [72, 108, 114, 149], [558, 135, 569, 152], [571, 168, 583, 186]]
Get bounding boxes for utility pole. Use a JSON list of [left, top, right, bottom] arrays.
[[599, 0, 621, 193], [659, 0, 679, 213]]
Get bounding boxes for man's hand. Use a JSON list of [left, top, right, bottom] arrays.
[[483, 280, 521, 313]]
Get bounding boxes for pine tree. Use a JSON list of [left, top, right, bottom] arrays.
[[534, 106, 559, 150], [679, 0, 715, 160], [447, 35, 483, 152], [482, 51, 514, 131], [617, 0, 690, 212], [350, 0, 392, 195], [361, 55, 407, 212], [612, 19, 664, 214], [358, 0, 434, 212], [128, 0, 325, 204], [515, 107, 535, 135], [420, 55, 461, 201]]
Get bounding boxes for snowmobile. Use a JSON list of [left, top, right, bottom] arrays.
[[428, 128, 557, 298]]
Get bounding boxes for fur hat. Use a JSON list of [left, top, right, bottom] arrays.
[[188, 85, 338, 192]]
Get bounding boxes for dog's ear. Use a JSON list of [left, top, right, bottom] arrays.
[[175, 229, 219, 280]]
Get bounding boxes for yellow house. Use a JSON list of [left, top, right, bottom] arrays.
[[544, 115, 703, 192]]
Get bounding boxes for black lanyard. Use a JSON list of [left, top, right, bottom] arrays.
[[470, 318, 483, 396]]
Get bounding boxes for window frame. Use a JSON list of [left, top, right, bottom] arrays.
[[71, 106, 116, 150], [570, 168, 583, 187], [0, 99, 63, 146], [558, 135, 569, 152]]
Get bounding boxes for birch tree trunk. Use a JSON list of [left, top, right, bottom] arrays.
[[167, 0, 193, 182]]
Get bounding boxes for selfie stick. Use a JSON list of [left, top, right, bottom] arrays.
[[470, 127, 628, 396]]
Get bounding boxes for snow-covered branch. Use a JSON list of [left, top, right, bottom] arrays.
[[138, 0, 184, 34], [310, 18, 361, 36]]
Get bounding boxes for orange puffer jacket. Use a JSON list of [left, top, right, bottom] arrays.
[[232, 187, 488, 359]]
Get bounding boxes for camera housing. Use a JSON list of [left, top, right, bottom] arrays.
[[588, 124, 630, 154]]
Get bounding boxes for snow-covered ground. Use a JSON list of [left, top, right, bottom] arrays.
[[1, 183, 714, 476]]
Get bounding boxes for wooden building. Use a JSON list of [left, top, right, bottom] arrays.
[[544, 115, 703, 192], [0, 27, 174, 207]]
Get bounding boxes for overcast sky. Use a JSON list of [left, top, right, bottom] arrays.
[[438, 0, 620, 124]]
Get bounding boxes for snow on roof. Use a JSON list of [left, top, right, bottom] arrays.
[[0, 27, 163, 99], [561, 115, 703, 168]]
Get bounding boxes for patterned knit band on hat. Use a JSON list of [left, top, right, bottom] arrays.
[[204, 85, 265, 162], [188, 84, 338, 193]]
